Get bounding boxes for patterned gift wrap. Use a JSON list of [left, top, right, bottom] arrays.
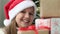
[[35, 19, 51, 29], [51, 18, 60, 34]]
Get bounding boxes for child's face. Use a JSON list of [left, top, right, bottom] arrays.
[[15, 7, 34, 27]]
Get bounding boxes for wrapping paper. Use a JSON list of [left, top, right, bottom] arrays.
[[35, 19, 51, 29], [51, 18, 60, 34]]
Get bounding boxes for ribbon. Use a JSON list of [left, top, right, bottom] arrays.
[[18, 25, 38, 34], [18, 25, 50, 34], [38, 26, 51, 30]]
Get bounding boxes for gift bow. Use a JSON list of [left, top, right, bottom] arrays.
[[38, 26, 50, 30], [18, 25, 38, 34], [18, 25, 50, 34]]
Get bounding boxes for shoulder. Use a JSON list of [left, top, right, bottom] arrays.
[[0, 28, 5, 34]]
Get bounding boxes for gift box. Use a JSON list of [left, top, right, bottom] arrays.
[[17, 25, 38, 34], [17, 29, 49, 34], [36, 25, 50, 34], [40, 0, 60, 18], [17, 30, 35, 34], [38, 29, 49, 34], [35, 19, 50, 34], [51, 18, 60, 34], [35, 19, 51, 29]]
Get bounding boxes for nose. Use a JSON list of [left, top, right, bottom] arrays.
[[24, 13, 29, 19]]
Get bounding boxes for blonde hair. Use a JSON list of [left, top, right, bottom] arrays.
[[5, 18, 17, 34]]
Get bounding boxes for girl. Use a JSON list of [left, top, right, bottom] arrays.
[[3, 0, 36, 34]]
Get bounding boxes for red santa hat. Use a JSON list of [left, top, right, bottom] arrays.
[[4, 0, 36, 26]]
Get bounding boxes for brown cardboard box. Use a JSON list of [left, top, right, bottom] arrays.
[[17, 30, 35, 34], [38, 29, 49, 34], [40, 0, 60, 18], [17, 29, 49, 34]]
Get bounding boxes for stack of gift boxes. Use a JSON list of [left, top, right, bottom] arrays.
[[17, 0, 60, 34], [39, 0, 60, 34]]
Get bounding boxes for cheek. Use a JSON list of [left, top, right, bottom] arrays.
[[15, 13, 24, 24], [28, 16, 34, 25], [30, 16, 34, 23]]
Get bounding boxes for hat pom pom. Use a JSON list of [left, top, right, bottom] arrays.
[[4, 19, 11, 26]]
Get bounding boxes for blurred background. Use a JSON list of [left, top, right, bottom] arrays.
[[0, 0, 40, 27]]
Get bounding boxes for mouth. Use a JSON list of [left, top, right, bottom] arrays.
[[22, 19, 30, 24]]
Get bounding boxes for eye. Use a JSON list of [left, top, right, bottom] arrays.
[[21, 11, 25, 13], [29, 13, 34, 15]]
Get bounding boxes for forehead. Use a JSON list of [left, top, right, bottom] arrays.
[[23, 7, 34, 12]]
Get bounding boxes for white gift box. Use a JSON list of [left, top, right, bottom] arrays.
[[35, 19, 51, 29], [51, 18, 60, 34]]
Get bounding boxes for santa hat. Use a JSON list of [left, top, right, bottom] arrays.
[[4, 0, 36, 26]]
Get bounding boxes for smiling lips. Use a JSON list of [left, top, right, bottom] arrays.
[[22, 19, 30, 24]]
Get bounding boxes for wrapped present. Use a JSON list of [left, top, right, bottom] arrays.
[[37, 26, 50, 34], [17, 30, 35, 34], [38, 29, 49, 34], [40, 0, 60, 18], [35, 19, 50, 34], [51, 18, 60, 34], [17, 25, 38, 34], [35, 19, 51, 29]]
